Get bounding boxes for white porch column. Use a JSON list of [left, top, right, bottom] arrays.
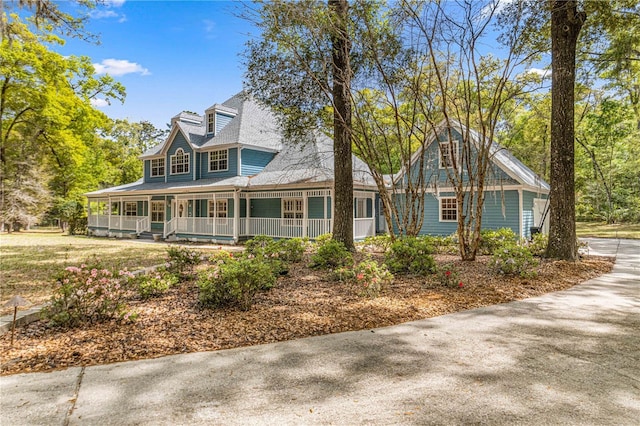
[[233, 190, 240, 243], [108, 197, 112, 230], [302, 191, 308, 238]]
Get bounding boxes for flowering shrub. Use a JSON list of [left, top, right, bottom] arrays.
[[197, 257, 276, 310], [385, 237, 436, 275], [134, 269, 179, 299], [244, 236, 307, 264], [166, 246, 204, 278], [42, 264, 136, 327], [437, 263, 463, 288], [479, 228, 520, 255], [526, 232, 549, 257], [310, 238, 352, 269], [360, 235, 392, 253], [332, 266, 356, 282], [490, 244, 539, 278], [422, 234, 459, 255], [354, 259, 393, 298]]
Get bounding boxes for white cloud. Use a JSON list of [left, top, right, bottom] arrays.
[[91, 98, 109, 107], [89, 10, 118, 19], [105, 0, 126, 7], [526, 68, 551, 78], [94, 59, 150, 76], [89, 0, 126, 21]]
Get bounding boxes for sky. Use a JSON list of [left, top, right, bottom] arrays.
[[56, 0, 257, 130]]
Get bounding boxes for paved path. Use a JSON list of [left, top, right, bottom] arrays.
[[1, 238, 638, 425]]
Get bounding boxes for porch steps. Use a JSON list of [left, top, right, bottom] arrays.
[[137, 231, 155, 240]]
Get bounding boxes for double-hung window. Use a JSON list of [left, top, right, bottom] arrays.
[[207, 113, 214, 134], [209, 149, 228, 172], [439, 197, 458, 222], [355, 198, 367, 218], [150, 158, 165, 177], [151, 201, 165, 222], [282, 198, 303, 226], [124, 202, 137, 217], [439, 140, 459, 169], [170, 148, 190, 174], [208, 199, 228, 218]]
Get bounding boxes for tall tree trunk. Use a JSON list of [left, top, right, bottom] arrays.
[[546, 0, 585, 260], [329, 0, 354, 251]]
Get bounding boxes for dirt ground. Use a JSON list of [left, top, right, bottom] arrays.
[[0, 253, 613, 376]]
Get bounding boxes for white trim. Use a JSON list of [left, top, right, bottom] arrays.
[[150, 158, 165, 177], [170, 148, 190, 175], [439, 197, 458, 222], [151, 200, 165, 223]]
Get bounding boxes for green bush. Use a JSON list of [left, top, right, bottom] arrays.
[[437, 263, 463, 288], [479, 228, 519, 255], [310, 238, 352, 269], [490, 244, 539, 278], [166, 246, 204, 278], [428, 234, 459, 254], [332, 266, 356, 282], [135, 269, 179, 299], [353, 259, 393, 297], [360, 234, 393, 253], [527, 232, 549, 257], [314, 233, 333, 246], [197, 257, 276, 310], [42, 264, 137, 327], [385, 237, 436, 275]]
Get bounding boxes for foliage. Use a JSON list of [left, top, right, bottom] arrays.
[[134, 269, 179, 299], [42, 264, 136, 327], [166, 246, 204, 278], [385, 237, 436, 275], [244, 235, 307, 263], [420, 234, 458, 255], [353, 258, 393, 298], [310, 238, 353, 269], [490, 244, 539, 278], [437, 263, 463, 288], [479, 228, 520, 255], [332, 265, 356, 283], [197, 257, 276, 310], [527, 233, 549, 257], [360, 234, 393, 253]]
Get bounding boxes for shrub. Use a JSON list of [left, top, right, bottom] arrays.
[[479, 228, 519, 255], [354, 259, 393, 297], [197, 257, 276, 310], [166, 246, 204, 278], [427, 234, 459, 255], [135, 269, 179, 299], [314, 233, 333, 246], [490, 244, 539, 278], [360, 234, 392, 253], [437, 263, 463, 288], [310, 238, 352, 269], [385, 237, 436, 275], [332, 266, 356, 282], [527, 232, 549, 257], [275, 238, 307, 263], [42, 264, 136, 327]]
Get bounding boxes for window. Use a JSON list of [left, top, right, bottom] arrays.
[[124, 202, 137, 217], [355, 198, 367, 218], [207, 112, 214, 134], [151, 201, 165, 222], [440, 197, 457, 222], [209, 149, 228, 172], [439, 140, 458, 169], [150, 158, 165, 177], [282, 198, 303, 225], [170, 148, 190, 174], [208, 199, 228, 218]]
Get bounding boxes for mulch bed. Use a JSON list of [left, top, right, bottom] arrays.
[[0, 254, 613, 375]]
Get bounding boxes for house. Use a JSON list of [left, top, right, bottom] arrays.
[[86, 92, 380, 243], [392, 120, 550, 240]]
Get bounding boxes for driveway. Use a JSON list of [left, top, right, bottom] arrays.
[[1, 238, 638, 425]]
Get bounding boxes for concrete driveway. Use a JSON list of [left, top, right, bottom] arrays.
[[1, 238, 638, 425]]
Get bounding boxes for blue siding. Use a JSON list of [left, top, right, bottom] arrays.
[[200, 148, 238, 179], [481, 190, 520, 234], [216, 113, 234, 134], [166, 132, 194, 183], [241, 149, 275, 176]]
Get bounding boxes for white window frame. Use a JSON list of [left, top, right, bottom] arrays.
[[208, 199, 228, 218], [151, 201, 165, 222], [355, 198, 367, 219], [124, 202, 137, 217], [282, 198, 303, 226], [150, 158, 165, 177], [439, 197, 458, 222], [439, 140, 459, 169], [170, 148, 190, 175], [207, 112, 214, 134], [208, 149, 229, 172]]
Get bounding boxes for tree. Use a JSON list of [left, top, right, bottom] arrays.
[[545, 0, 586, 260]]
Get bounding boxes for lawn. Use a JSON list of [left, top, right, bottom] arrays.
[[576, 222, 640, 239], [0, 231, 172, 315]]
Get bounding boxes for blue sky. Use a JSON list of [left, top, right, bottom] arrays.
[[56, 1, 256, 130]]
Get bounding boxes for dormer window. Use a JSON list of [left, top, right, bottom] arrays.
[[209, 149, 228, 172], [150, 158, 165, 177], [170, 148, 190, 175], [207, 112, 214, 134]]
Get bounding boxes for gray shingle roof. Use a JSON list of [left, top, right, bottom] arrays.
[[85, 176, 250, 196]]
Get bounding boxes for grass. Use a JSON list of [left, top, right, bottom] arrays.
[[576, 222, 640, 240], [0, 231, 172, 313]]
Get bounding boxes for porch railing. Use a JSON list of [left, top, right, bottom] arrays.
[[164, 218, 177, 238], [354, 218, 375, 239], [240, 218, 333, 239], [88, 215, 109, 228], [175, 217, 234, 237], [136, 217, 150, 235]]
